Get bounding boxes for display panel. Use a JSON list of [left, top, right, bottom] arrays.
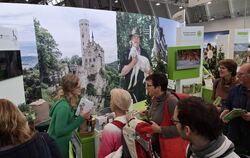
[[176, 48, 201, 70], [0, 50, 23, 81]]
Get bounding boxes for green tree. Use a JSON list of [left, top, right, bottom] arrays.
[[103, 64, 120, 107], [86, 83, 96, 96], [34, 19, 62, 84], [70, 55, 82, 65], [23, 68, 42, 103]]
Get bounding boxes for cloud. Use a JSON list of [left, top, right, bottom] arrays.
[[0, 3, 118, 63]]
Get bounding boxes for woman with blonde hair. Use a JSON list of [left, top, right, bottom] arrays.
[[0, 99, 61, 158], [47, 74, 90, 158], [98, 88, 132, 158]]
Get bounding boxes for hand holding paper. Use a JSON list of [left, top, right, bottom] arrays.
[[223, 108, 247, 122], [242, 112, 250, 121], [76, 97, 94, 116], [80, 111, 91, 120], [82, 98, 94, 113], [213, 96, 222, 107]]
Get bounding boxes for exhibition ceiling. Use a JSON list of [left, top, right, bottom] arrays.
[[0, 0, 249, 24]]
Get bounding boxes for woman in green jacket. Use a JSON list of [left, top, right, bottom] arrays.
[[48, 74, 90, 158]]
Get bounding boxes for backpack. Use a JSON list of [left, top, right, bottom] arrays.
[[111, 118, 154, 158], [171, 92, 190, 100]]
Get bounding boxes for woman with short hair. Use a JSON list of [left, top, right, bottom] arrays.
[[212, 59, 238, 104], [98, 88, 132, 158]]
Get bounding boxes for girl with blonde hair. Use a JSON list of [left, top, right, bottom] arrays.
[[98, 88, 132, 158], [0, 99, 61, 158], [47, 74, 90, 158]]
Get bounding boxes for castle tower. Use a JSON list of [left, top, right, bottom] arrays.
[[79, 19, 90, 65]]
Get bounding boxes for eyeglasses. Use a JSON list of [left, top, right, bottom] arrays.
[[237, 72, 249, 77], [171, 117, 181, 125], [74, 85, 81, 90], [146, 84, 153, 87]]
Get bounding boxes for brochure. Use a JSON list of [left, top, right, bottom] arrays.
[[75, 97, 94, 116], [213, 96, 222, 107], [223, 108, 247, 121]]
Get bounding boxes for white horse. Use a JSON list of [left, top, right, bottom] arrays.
[[127, 46, 151, 89]]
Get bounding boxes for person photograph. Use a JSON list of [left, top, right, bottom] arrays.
[[119, 26, 152, 103]]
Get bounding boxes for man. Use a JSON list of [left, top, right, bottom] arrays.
[[220, 63, 250, 155], [120, 27, 151, 102], [145, 73, 187, 158], [173, 97, 239, 158]]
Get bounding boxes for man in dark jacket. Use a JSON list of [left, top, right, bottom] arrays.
[[220, 63, 250, 155], [120, 27, 151, 102]]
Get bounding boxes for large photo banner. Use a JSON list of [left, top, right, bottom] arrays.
[[234, 29, 249, 66], [117, 12, 179, 102], [0, 3, 117, 109], [0, 3, 180, 109], [203, 30, 229, 78]]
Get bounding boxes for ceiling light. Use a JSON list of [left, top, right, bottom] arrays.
[[156, 2, 161, 6], [114, 0, 118, 3], [179, 6, 183, 9], [207, 1, 212, 5], [210, 18, 215, 21]]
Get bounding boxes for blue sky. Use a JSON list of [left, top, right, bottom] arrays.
[[159, 17, 180, 47], [204, 30, 229, 46], [0, 3, 117, 63]]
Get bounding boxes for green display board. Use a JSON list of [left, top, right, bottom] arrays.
[[168, 46, 201, 80]]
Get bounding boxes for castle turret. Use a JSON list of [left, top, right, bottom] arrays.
[[79, 19, 90, 66]]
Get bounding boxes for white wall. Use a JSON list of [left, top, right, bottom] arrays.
[[190, 16, 250, 32], [0, 26, 25, 105], [0, 76, 26, 105], [190, 16, 250, 59]]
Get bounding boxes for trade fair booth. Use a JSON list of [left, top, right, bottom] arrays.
[[0, 2, 250, 158]]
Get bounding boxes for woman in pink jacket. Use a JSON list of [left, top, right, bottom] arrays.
[[98, 88, 132, 158]]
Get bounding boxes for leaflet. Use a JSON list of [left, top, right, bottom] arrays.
[[213, 96, 222, 107], [76, 97, 94, 116], [223, 108, 247, 122]]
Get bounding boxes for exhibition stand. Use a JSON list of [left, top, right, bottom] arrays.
[[71, 132, 96, 158]]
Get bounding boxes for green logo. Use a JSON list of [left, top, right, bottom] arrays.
[[237, 32, 248, 35], [197, 30, 202, 37]]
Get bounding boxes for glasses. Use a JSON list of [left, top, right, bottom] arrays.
[[146, 84, 153, 87], [74, 85, 81, 90], [237, 72, 249, 77], [171, 117, 181, 125]]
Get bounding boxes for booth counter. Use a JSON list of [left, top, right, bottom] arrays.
[[71, 131, 96, 158]]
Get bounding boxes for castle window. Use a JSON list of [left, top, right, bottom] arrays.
[[89, 58, 91, 62], [93, 58, 95, 62], [82, 34, 84, 38]]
